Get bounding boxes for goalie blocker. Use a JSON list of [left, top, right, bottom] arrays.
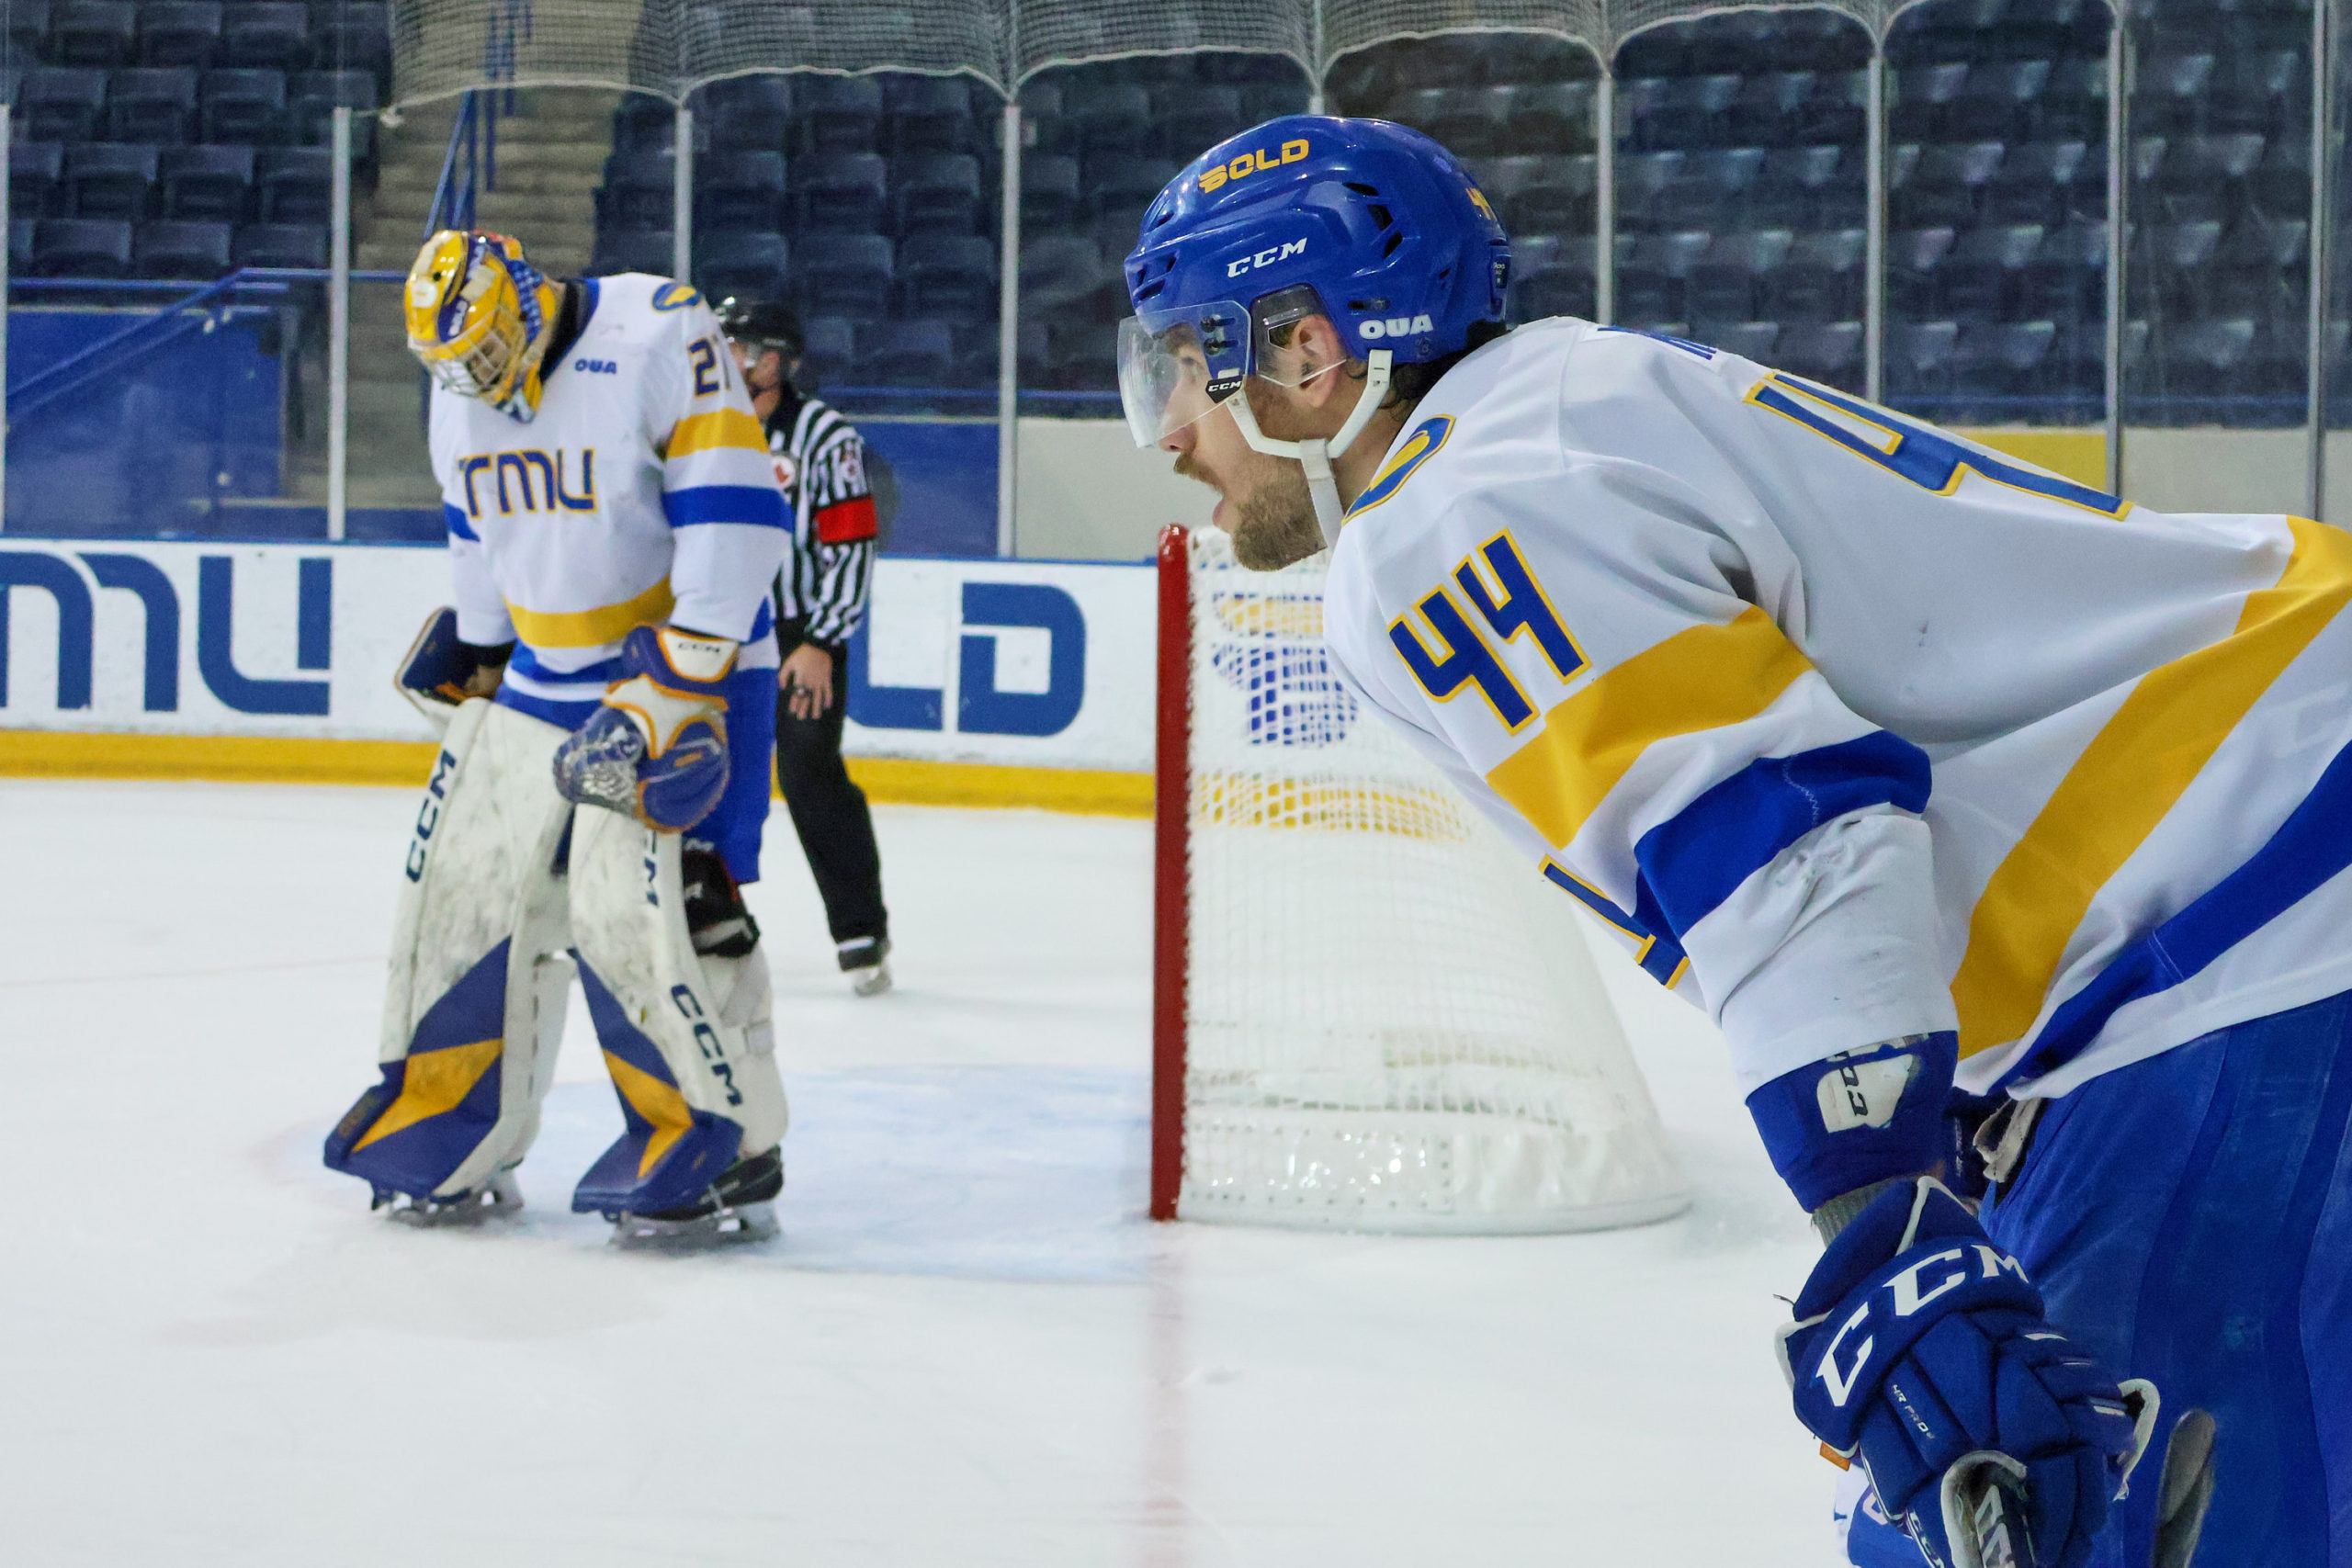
[[323, 692, 787, 1228]]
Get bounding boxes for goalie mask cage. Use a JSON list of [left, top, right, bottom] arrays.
[[1151, 525, 1690, 1233]]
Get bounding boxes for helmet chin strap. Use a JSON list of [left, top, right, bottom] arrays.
[[1225, 349, 1394, 550]]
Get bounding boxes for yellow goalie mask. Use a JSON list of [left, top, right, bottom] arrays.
[[405, 229, 562, 422]]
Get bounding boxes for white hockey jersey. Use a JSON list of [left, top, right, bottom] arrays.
[[431, 273, 790, 707], [1321, 317, 2352, 1101]]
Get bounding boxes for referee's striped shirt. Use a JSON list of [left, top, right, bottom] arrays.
[[760, 389, 877, 649]]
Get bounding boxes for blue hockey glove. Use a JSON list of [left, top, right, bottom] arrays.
[[394, 606, 511, 721], [552, 624, 735, 833], [1778, 1178, 2151, 1568]]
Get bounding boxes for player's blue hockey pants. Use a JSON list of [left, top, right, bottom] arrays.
[[1979, 987, 2352, 1567]]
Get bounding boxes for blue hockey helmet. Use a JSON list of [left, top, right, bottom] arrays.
[[1116, 115, 1510, 451]]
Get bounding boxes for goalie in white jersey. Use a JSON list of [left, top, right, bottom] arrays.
[[323, 231, 793, 1246], [1123, 118, 2352, 1568]]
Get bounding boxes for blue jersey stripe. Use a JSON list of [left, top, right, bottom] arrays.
[[1635, 730, 1933, 938], [508, 645, 624, 684], [445, 502, 478, 541], [1543, 859, 1690, 987], [2010, 735, 2352, 1087], [662, 484, 788, 530], [493, 682, 599, 730]]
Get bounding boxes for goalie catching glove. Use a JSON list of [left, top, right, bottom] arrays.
[[1779, 1178, 2154, 1568], [553, 624, 736, 833]]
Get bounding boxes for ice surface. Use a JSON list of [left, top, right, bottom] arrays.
[[1, 779, 1837, 1565]]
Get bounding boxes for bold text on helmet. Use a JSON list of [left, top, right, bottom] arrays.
[[1226, 239, 1309, 277], [1359, 314, 1436, 339], [1199, 138, 1311, 194]]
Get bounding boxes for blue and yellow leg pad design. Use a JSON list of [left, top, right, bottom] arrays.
[[570, 957, 742, 1216], [324, 940, 511, 1201]]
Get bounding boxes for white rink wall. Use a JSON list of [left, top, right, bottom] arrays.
[[0, 539, 1159, 773]]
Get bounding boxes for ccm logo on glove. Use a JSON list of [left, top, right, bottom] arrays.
[[1815, 1242, 2033, 1407]]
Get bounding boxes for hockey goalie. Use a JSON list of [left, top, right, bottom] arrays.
[[322, 229, 791, 1246]]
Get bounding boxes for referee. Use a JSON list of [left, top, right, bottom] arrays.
[[718, 299, 893, 997]]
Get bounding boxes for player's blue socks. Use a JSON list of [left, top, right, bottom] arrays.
[[1780, 1178, 2147, 1568], [553, 624, 735, 832]]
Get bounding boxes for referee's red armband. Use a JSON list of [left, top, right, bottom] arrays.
[[813, 495, 877, 544]]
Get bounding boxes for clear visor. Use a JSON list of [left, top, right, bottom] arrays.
[[1116, 292, 1345, 448]]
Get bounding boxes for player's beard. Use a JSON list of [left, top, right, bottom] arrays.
[[1225, 459, 1322, 571]]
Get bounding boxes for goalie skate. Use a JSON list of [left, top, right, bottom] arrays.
[[378, 1170, 524, 1228], [606, 1147, 784, 1250]]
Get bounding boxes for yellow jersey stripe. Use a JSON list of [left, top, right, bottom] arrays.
[[1951, 516, 2352, 1057], [665, 408, 768, 458], [352, 1037, 503, 1152], [603, 1050, 698, 1177], [1486, 605, 1814, 849], [505, 577, 675, 649]]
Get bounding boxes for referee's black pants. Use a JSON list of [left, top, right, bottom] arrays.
[[774, 635, 888, 948]]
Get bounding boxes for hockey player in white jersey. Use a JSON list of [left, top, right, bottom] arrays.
[[1123, 118, 2352, 1568], [323, 230, 793, 1245]]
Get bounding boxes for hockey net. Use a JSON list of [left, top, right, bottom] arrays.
[[1152, 525, 1689, 1233]]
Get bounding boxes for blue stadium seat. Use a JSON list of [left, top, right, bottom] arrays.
[[1424, 85, 1517, 155], [139, 2, 221, 67], [1983, 139, 2088, 226], [1509, 232, 1597, 321], [2131, 220, 2224, 316], [795, 230, 893, 321], [10, 141, 62, 218], [1687, 228, 1794, 323], [2138, 52, 2219, 136], [254, 144, 326, 220], [33, 216, 133, 275], [107, 66, 199, 142], [1887, 318, 1961, 399], [200, 68, 285, 142], [587, 228, 672, 276], [54, 0, 136, 67], [1893, 140, 2005, 229], [1617, 229, 1712, 322], [1067, 83, 1152, 154], [231, 219, 322, 266], [790, 151, 887, 233], [860, 318, 956, 385], [612, 94, 675, 156], [2211, 209, 2307, 321], [2020, 220, 2107, 318], [1772, 12, 1870, 73], [2161, 316, 2258, 399], [1705, 320, 1781, 363], [1021, 153, 1080, 230], [889, 152, 982, 235], [1939, 222, 2046, 320], [1887, 225, 1959, 314], [217, 3, 308, 70], [1948, 59, 2052, 141], [695, 229, 790, 302], [1484, 34, 1594, 89], [1728, 72, 1815, 148], [599, 151, 675, 231], [9, 0, 52, 67], [1792, 67, 1868, 145], [23, 68, 110, 142], [288, 69, 378, 150], [1389, 39, 1485, 92], [2208, 50, 2304, 138], [162, 142, 254, 220], [701, 74, 791, 153], [1614, 150, 1685, 231], [1016, 81, 1074, 154], [800, 315, 855, 386], [895, 232, 993, 323], [886, 75, 977, 155], [8, 218, 30, 276], [308, 1, 390, 77], [1012, 315, 1050, 381], [133, 216, 230, 276], [1152, 83, 1247, 162], [1891, 63, 1969, 141], [1614, 25, 1689, 78], [1080, 153, 1176, 220], [1508, 79, 1597, 154], [1043, 319, 1115, 390], [2154, 132, 2266, 226], [794, 75, 882, 154], [1686, 12, 1782, 75], [64, 141, 158, 218], [1239, 80, 1308, 124], [1749, 142, 1843, 220], [2249, 135, 2311, 221], [2032, 56, 2106, 143], [1646, 73, 1742, 152], [1655, 146, 1765, 229], [1494, 153, 1597, 235], [695, 149, 786, 231], [1769, 227, 1867, 321], [1018, 235, 1102, 314]]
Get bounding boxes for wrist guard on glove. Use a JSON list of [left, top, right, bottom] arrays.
[[552, 625, 736, 832], [1778, 1178, 2154, 1568], [395, 607, 512, 726]]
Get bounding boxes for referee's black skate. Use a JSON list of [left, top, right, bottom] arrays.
[[839, 935, 892, 997], [607, 1146, 783, 1249]]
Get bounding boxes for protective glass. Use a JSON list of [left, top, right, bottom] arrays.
[[1116, 299, 1251, 448]]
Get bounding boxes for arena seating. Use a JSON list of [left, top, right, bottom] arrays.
[[6, 2, 390, 285]]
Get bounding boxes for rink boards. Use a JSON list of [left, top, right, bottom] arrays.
[[0, 539, 1156, 812]]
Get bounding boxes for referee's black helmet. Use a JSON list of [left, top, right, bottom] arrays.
[[715, 297, 806, 363]]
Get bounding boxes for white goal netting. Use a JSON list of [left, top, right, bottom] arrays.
[[1171, 528, 1689, 1233]]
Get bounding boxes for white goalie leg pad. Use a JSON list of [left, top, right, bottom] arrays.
[[566, 808, 786, 1214], [324, 699, 575, 1202]]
